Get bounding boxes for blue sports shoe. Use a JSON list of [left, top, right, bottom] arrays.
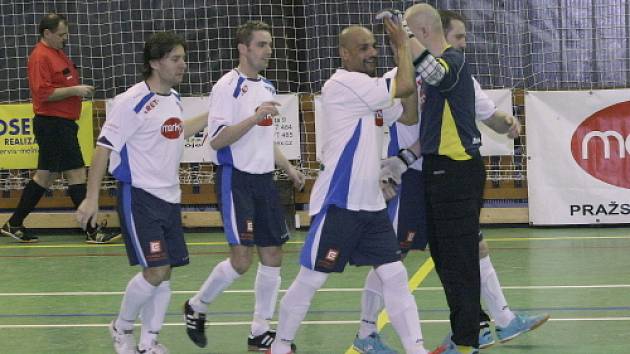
[[495, 313, 550, 343], [478, 324, 495, 349], [352, 332, 397, 354]]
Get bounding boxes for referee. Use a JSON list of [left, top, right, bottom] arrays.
[[1, 13, 118, 244]]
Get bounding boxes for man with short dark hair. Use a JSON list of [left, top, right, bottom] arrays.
[[1, 12, 118, 244], [183, 20, 305, 352], [77, 31, 207, 354]]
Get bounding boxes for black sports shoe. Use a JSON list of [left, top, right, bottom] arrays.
[[184, 300, 207, 348], [85, 221, 121, 244], [249, 330, 297, 352], [1, 222, 39, 243], [248, 330, 276, 351]]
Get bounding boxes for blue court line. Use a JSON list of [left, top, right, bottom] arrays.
[[1, 306, 628, 319]]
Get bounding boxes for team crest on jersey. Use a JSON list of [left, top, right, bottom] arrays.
[[375, 110, 384, 127], [161, 117, 183, 139], [144, 98, 159, 114], [241, 85, 248, 95]]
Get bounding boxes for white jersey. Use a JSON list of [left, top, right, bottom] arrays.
[[208, 69, 276, 174], [98, 82, 184, 203], [309, 68, 397, 215], [385, 74, 498, 171], [473, 77, 497, 121]]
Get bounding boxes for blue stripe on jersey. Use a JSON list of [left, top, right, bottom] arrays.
[[232, 77, 246, 98], [121, 183, 148, 267], [322, 120, 362, 209], [220, 166, 239, 245], [301, 211, 326, 269], [133, 92, 156, 113], [387, 124, 399, 158], [112, 145, 132, 183], [217, 146, 234, 165], [173, 91, 181, 101], [385, 77, 392, 92]]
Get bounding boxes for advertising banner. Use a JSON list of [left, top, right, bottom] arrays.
[[0, 102, 94, 169], [526, 89, 630, 225]]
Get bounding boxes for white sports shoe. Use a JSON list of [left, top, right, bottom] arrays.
[[136, 341, 169, 354], [109, 320, 136, 354]]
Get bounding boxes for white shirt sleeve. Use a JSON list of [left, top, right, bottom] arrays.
[[473, 77, 496, 121], [208, 82, 236, 139], [333, 71, 395, 112], [98, 96, 144, 152]]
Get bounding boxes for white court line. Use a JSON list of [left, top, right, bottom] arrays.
[[1, 284, 629, 297], [1, 317, 629, 329]]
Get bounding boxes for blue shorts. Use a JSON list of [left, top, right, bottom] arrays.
[[300, 205, 401, 273], [117, 183, 189, 268], [216, 165, 290, 247], [387, 168, 428, 253]]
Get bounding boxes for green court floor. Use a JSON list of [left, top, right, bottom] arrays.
[[0, 227, 629, 353]]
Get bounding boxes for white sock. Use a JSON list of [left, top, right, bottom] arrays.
[[376, 262, 427, 354], [358, 268, 383, 339], [270, 266, 328, 353], [139, 281, 171, 349], [190, 259, 240, 313], [251, 263, 281, 336], [116, 273, 157, 331], [480, 256, 515, 327]]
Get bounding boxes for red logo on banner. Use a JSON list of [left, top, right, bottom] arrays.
[[570, 100, 630, 189], [161, 117, 183, 139]]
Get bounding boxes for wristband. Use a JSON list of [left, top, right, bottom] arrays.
[[397, 148, 418, 167]]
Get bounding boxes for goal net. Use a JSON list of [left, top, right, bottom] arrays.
[[1, 0, 628, 192]]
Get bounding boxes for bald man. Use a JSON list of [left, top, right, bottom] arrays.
[[267, 19, 428, 354], [377, 4, 485, 353]]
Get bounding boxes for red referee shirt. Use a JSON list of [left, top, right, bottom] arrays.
[[27, 41, 81, 120]]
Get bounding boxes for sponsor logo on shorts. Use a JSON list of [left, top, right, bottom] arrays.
[[161, 117, 183, 139], [570, 100, 630, 189], [246, 219, 254, 233], [149, 241, 162, 254], [317, 248, 340, 269], [325, 248, 339, 261]]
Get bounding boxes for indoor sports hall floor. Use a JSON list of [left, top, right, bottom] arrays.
[[0, 227, 628, 354]]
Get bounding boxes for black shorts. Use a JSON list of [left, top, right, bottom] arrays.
[[216, 165, 290, 247], [387, 168, 428, 253], [300, 205, 402, 273], [33, 115, 84, 172], [117, 183, 189, 268]]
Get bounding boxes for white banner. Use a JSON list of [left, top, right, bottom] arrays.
[[106, 94, 301, 163], [314, 89, 514, 161], [478, 89, 514, 156], [526, 89, 630, 225]]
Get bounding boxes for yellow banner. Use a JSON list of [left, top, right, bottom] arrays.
[[0, 102, 94, 169]]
